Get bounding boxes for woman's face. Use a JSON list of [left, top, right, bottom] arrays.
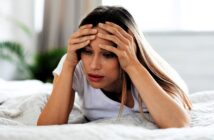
[[80, 27, 121, 92]]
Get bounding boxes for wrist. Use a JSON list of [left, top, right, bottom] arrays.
[[62, 61, 76, 73], [64, 56, 78, 69], [125, 60, 142, 73]]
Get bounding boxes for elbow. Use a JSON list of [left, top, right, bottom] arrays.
[[170, 118, 190, 128], [37, 119, 58, 126], [37, 120, 57, 126], [36, 115, 51, 126], [174, 112, 191, 128], [160, 121, 190, 129], [37, 122, 43, 126], [159, 114, 191, 129], [36, 115, 68, 126], [178, 115, 191, 128], [37, 117, 46, 126]]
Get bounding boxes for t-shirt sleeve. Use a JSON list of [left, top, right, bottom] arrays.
[[52, 54, 67, 76], [52, 54, 84, 94], [72, 62, 84, 94]]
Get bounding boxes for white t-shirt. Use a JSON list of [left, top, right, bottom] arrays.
[[53, 54, 148, 121]]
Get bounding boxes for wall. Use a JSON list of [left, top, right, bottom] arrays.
[[144, 32, 214, 93]]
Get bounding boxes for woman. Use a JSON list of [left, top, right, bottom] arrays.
[[37, 6, 192, 128]]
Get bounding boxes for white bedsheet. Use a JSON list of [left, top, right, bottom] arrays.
[[0, 79, 214, 140]]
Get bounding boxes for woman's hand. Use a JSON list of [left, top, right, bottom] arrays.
[[66, 24, 97, 68], [97, 22, 139, 72]]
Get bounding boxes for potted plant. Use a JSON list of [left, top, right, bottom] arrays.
[[0, 41, 66, 82]]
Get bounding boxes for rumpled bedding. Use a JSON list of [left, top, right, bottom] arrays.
[[0, 79, 214, 140]]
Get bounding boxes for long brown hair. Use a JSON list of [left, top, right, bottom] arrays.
[[79, 6, 192, 118]]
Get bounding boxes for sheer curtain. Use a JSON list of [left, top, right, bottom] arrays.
[[38, 0, 101, 52]]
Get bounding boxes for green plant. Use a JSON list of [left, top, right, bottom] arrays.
[[0, 41, 31, 78], [0, 41, 66, 82], [29, 48, 66, 82], [0, 41, 25, 62], [0, 14, 66, 82]]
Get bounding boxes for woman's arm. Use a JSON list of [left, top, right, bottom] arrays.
[[126, 61, 190, 128], [97, 22, 190, 128], [37, 24, 96, 125], [37, 62, 76, 125]]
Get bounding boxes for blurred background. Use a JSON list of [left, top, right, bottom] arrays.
[[0, 0, 213, 93]]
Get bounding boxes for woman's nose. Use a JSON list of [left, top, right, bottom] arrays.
[[90, 55, 101, 70]]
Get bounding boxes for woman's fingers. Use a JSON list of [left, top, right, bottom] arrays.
[[98, 44, 119, 55], [68, 24, 96, 48], [68, 40, 90, 52], [98, 44, 128, 68], [79, 24, 93, 29], [98, 22, 129, 44], [75, 40, 90, 50], [105, 22, 131, 39], [97, 32, 124, 48], [66, 24, 94, 66], [72, 28, 97, 38], [70, 35, 95, 44]]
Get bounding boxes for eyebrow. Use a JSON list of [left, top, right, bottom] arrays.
[[85, 45, 110, 52]]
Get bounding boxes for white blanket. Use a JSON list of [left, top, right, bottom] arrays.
[[0, 79, 214, 140]]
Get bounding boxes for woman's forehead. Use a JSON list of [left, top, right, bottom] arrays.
[[90, 26, 115, 46]]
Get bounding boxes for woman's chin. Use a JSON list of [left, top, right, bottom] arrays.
[[88, 81, 104, 89]]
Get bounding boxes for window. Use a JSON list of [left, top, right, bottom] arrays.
[[34, 0, 45, 32], [102, 0, 214, 31]]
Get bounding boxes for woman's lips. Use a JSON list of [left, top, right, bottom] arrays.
[[88, 74, 104, 82]]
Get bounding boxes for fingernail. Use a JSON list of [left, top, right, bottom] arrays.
[[97, 33, 102, 36], [99, 23, 104, 27]]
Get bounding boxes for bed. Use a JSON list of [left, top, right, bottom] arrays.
[[0, 78, 214, 140]]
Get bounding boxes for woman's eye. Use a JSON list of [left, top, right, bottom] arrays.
[[81, 49, 93, 55], [102, 52, 116, 58]]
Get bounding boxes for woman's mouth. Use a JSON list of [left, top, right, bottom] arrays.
[[88, 74, 104, 82]]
